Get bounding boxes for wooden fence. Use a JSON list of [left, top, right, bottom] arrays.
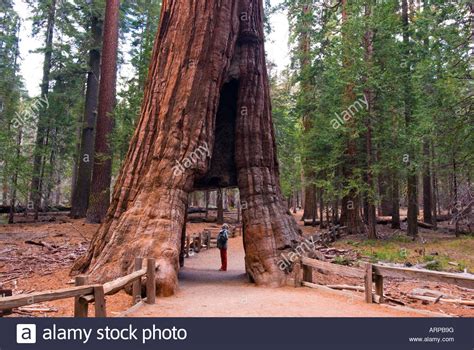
[[298, 257, 474, 304], [184, 225, 242, 257], [0, 257, 157, 317]]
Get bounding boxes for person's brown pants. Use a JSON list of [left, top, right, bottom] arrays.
[[219, 248, 227, 271]]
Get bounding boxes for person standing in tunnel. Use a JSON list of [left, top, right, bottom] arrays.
[[217, 224, 229, 271]]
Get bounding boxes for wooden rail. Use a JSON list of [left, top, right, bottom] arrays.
[[299, 257, 474, 304], [0, 257, 157, 317], [372, 265, 474, 289], [184, 225, 240, 257]]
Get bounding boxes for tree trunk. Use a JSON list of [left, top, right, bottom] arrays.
[[73, 0, 301, 296], [363, 0, 377, 239], [299, 2, 316, 224], [2, 162, 7, 206], [378, 174, 392, 216], [302, 185, 317, 221], [402, 0, 418, 237], [311, 184, 318, 226], [237, 196, 241, 223], [430, 140, 438, 228], [422, 139, 433, 224], [319, 189, 324, 229], [390, 112, 401, 229], [332, 198, 338, 224], [9, 129, 22, 224], [217, 188, 224, 224], [86, 0, 119, 223], [223, 189, 228, 210], [452, 155, 458, 205], [71, 10, 102, 218], [30, 0, 56, 220], [391, 173, 401, 229], [291, 191, 298, 214], [339, 0, 365, 235]]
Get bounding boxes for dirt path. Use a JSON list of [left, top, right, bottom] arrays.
[[125, 236, 426, 317]]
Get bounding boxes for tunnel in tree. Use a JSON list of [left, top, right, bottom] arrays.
[[194, 79, 239, 189], [73, 0, 301, 296]]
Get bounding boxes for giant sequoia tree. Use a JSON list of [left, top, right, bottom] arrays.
[[74, 0, 301, 296]]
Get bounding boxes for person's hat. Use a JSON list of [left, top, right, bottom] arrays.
[[222, 224, 229, 229]]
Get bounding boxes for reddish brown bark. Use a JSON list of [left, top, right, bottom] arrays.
[[74, 0, 301, 296], [86, 0, 119, 223], [302, 185, 317, 222]]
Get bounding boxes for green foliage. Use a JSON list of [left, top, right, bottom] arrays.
[[271, 70, 301, 198], [273, 0, 472, 218], [0, 1, 30, 206]]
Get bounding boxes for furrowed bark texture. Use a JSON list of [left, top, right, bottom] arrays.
[[71, 11, 102, 219], [86, 0, 119, 223], [73, 0, 301, 296]]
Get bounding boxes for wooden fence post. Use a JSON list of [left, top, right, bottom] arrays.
[[302, 263, 313, 283], [132, 257, 143, 305], [364, 263, 373, 303], [146, 258, 156, 304], [374, 274, 384, 303], [93, 286, 107, 317], [294, 260, 302, 287], [74, 276, 89, 317], [205, 232, 211, 249], [185, 236, 190, 257]]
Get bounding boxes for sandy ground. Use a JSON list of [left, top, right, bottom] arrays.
[[125, 235, 425, 317]]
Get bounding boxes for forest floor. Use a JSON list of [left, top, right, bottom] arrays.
[[0, 210, 472, 317]]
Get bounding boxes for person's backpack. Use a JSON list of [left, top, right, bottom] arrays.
[[217, 229, 228, 248]]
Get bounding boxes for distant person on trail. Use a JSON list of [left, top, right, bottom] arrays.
[[217, 224, 229, 271]]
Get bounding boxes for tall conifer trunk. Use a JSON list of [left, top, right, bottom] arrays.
[[30, 0, 56, 220], [363, 0, 377, 239], [71, 7, 103, 218], [86, 0, 119, 223], [339, 0, 365, 234], [402, 0, 418, 237], [422, 140, 433, 224]]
